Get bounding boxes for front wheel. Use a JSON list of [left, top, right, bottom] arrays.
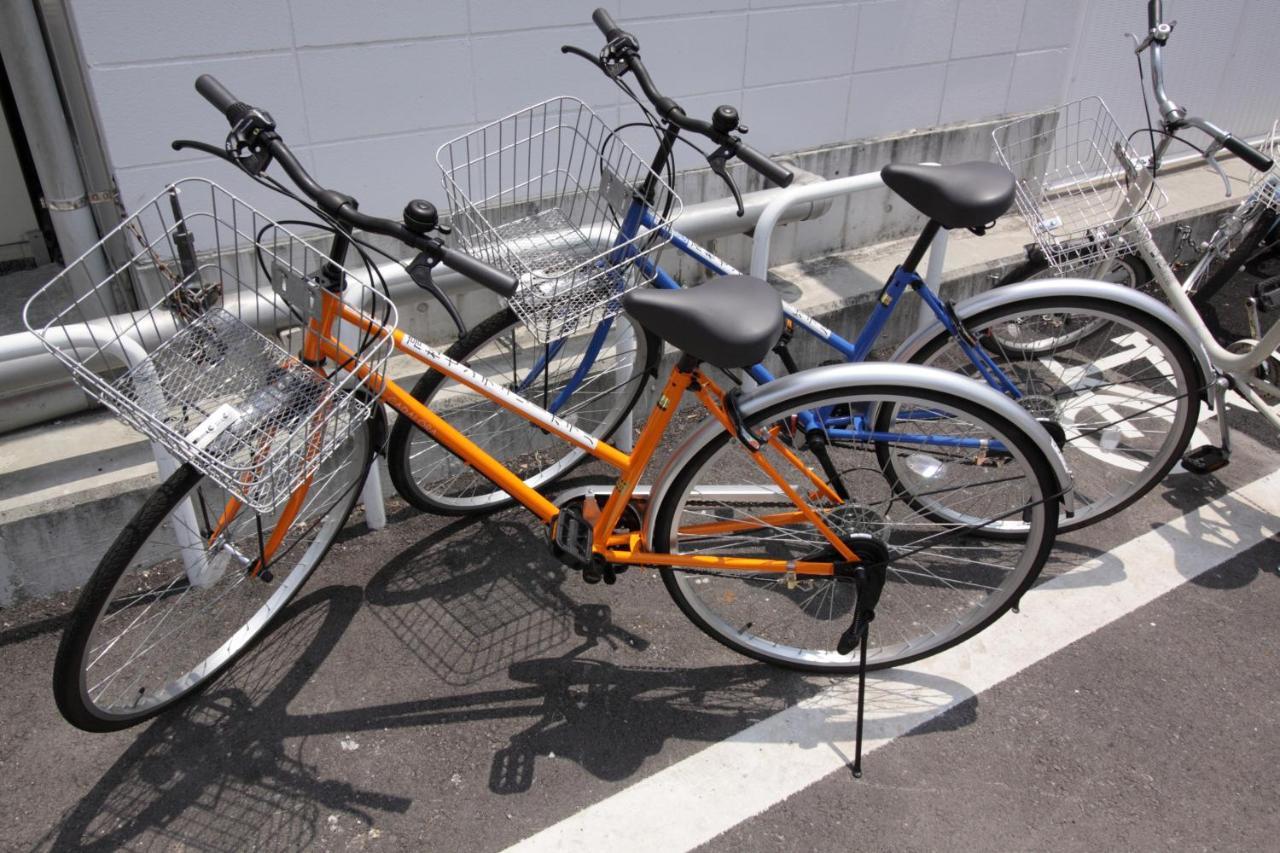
[[903, 295, 1200, 532], [53, 419, 375, 731], [388, 308, 657, 515], [651, 384, 1059, 673], [1190, 207, 1280, 343]]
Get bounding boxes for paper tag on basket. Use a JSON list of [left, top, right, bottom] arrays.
[[1036, 215, 1063, 232], [186, 403, 243, 450]]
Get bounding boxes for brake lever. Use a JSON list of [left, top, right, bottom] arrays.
[[407, 251, 467, 337], [1202, 143, 1234, 197], [171, 139, 238, 163], [560, 44, 610, 75], [708, 147, 744, 217]]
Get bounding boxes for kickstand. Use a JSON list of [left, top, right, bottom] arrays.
[[850, 624, 869, 779], [837, 561, 884, 780]]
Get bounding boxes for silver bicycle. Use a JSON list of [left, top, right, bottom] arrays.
[[995, 0, 1280, 474]]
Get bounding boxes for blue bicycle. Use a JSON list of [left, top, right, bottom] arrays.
[[387, 9, 1204, 534]]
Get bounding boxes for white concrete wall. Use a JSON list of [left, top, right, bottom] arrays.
[[67, 0, 1280, 223]]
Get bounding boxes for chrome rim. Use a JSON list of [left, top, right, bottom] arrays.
[[663, 392, 1051, 669], [77, 426, 368, 721], [926, 304, 1190, 526]]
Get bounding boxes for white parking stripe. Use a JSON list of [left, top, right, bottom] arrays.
[[505, 469, 1280, 853]]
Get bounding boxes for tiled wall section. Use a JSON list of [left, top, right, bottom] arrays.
[[69, 0, 1279, 220]]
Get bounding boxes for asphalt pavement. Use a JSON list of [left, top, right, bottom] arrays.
[[3, 282, 1280, 850]]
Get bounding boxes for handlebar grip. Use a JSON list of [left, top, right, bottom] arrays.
[[1148, 0, 1162, 30], [440, 247, 519, 298], [195, 75, 241, 121], [735, 142, 794, 188], [1223, 135, 1274, 173], [592, 7, 623, 40]]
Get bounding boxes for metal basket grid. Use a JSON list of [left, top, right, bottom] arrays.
[[1246, 120, 1280, 214], [438, 96, 682, 343], [22, 178, 397, 512], [993, 97, 1168, 275]]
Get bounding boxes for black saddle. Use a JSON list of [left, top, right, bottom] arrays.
[[881, 161, 1016, 229], [622, 275, 783, 369]]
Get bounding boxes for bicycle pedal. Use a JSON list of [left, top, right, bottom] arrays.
[[1254, 276, 1280, 312], [550, 505, 593, 571], [1182, 444, 1231, 475]]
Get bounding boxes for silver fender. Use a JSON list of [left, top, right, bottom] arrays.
[[642, 361, 1075, 547], [889, 279, 1217, 404]]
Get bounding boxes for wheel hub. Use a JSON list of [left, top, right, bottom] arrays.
[[804, 505, 891, 570], [825, 504, 886, 539], [1018, 395, 1067, 449], [1018, 394, 1059, 421]]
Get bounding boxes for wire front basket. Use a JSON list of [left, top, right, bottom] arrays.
[[438, 96, 682, 343], [23, 178, 396, 512], [1247, 119, 1280, 214], [993, 97, 1167, 275]]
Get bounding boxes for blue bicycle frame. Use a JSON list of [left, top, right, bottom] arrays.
[[518, 195, 1025, 449]]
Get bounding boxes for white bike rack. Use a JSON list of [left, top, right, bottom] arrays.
[[750, 164, 950, 313]]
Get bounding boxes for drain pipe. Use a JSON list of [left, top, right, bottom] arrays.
[[0, 0, 110, 303]]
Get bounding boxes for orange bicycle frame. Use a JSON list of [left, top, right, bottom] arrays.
[[304, 289, 856, 577]]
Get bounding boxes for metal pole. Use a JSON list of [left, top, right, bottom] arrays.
[[919, 227, 950, 331], [338, 285, 386, 531], [749, 163, 944, 280], [0, 0, 110, 303]]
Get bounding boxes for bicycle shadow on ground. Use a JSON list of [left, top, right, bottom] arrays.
[[34, 584, 411, 853], [482, 652, 981, 794], [1154, 470, 1280, 589], [1032, 540, 1125, 591], [38, 515, 983, 848], [359, 511, 980, 793], [361, 511, 613, 686]]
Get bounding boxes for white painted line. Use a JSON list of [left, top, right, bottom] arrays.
[[505, 469, 1280, 853]]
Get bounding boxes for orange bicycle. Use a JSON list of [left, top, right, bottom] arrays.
[[28, 77, 1068, 736]]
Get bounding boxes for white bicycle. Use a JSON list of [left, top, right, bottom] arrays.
[[994, 0, 1280, 474]]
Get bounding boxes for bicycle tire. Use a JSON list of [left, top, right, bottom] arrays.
[[991, 254, 1155, 354], [1191, 207, 1280, 341], [53, 418, 375, 732], [652, 384, 1059, 673], [898, 295, 1200, 533], [388, 307, 658, 515]]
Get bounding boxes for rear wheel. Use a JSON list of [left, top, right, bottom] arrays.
[[53, 420, 374, 732], [388, 308, 657, 515], [901, 295, 1200, 532], [652, 385, 1059, 673]]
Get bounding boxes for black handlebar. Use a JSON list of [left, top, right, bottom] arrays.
[[735, 142, 794, 188], [581, 7, 793, 188], [195, 74, 239, 118], [188, 76, 518, 298], [592, 7, 623, 41], [1222, 134, 1275, 173]]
